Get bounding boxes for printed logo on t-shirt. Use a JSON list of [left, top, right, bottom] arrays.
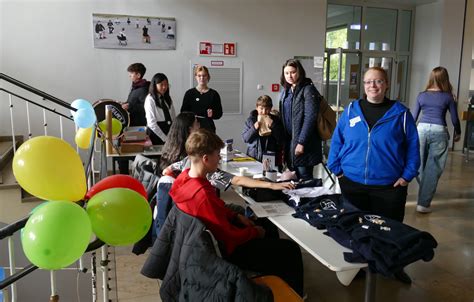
[[363, 214, 386, 225], [320, 199, 337, 211]]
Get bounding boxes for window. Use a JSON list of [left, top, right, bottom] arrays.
[[325, 3, 414, 103], [326, 28, 347, 81]]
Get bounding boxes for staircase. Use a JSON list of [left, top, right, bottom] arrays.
[[0, 73, 121, 302], [0, 136, 43, 225], [0, 136, 22, 184]]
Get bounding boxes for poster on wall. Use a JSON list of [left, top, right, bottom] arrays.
[[92, 13, 176, 50]]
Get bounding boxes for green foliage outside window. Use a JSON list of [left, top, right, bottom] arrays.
[[325, 27, 347, 81]]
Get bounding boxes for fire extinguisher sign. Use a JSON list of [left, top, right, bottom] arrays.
[[223, 43, 236, 56], [199, 42, 237, 57]]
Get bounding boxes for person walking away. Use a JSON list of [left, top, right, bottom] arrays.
[[412, 66, 461, 213]]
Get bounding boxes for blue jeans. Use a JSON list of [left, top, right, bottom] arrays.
[[417, 123, 449, 207]]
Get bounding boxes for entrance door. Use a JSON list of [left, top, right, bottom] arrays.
[[324, 49, 362, 112]]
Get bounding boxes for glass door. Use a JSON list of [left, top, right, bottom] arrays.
[[394, 55, 410, 102], [325, 3, 414, 106], [361, 55, 395, 98], [324, 49, 362, 111]]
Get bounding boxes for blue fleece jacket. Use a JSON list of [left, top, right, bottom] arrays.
[[328, 99, 420, 186]]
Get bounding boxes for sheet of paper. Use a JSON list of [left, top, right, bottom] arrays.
[[248, 201, 295, 217], [226, 161, 263, 175]]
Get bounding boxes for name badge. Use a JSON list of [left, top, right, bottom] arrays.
[[349, 116, 361, 127]]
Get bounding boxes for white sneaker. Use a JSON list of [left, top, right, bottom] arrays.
[[416, 205, 432, 214]]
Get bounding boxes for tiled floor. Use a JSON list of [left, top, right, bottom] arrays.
[[115, 151, 474, 301]]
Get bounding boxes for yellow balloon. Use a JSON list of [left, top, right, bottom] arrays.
[[75, 127, 94, 149], [13, 136, 87, 201], [99, 118, 123, 136]]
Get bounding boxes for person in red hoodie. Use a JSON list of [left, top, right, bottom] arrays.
[[169, 129, 304, 296]]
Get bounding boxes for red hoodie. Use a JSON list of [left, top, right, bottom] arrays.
[[169, 169, 259, 255]]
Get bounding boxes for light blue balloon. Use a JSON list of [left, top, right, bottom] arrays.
[[74, 108, 97, 128], [71, 99, 93, 116]]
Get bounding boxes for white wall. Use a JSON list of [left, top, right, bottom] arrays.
[[438, 0, 467, 92], [409, 1, 442, 106], [409, 0, 471, 149], [0, 0, 327, 152]]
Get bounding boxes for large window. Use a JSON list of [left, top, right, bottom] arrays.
[[325, 3, 414, 104], [326, 4, 362, 50], [364, 7, 397, 51]]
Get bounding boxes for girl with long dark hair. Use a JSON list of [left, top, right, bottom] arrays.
[[144, 73, 176, 145], [159, 112, 200, 171], [279, 59, 322, 180]]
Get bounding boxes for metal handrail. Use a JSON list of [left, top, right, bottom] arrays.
[[0, 73, 103, 294], [0, 73, 73, 111], [0, 88, 74, 120], [0, 238, 105, 290], [0, 217, 29, 241]]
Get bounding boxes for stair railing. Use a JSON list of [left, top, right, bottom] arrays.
[[0, 73, 111, 301]]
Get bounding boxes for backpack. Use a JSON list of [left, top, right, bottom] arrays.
[[317, 96, 337, 141]]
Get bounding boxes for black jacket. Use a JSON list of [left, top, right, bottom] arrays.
[[241, 110, 284, 162], [141, 206, 273, 302], [127, 80, 149, 126], [279, 78, 322, 168]]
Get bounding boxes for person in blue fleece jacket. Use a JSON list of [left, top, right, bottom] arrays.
[[328, 67, 420, 284], [328, 67, 420, 223]]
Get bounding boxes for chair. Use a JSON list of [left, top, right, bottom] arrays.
[[253, 275, 304, 302], [141, 206, 273, 301], [205, 225, 304, 301], [131, 154, 160, 255], [117, 34, 127, 45]]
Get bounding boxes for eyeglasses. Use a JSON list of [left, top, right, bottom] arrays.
[[363, 80, 385, 86]]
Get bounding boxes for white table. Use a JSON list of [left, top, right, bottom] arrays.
[[107, 145, 163, 174], [220, 158, 376, 302]]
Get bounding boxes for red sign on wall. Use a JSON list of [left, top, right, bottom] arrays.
[[199, 42, 212, 55], [271, 84, 280, 92], [224, 43, 235, 56], [199, 42, 237, 57]]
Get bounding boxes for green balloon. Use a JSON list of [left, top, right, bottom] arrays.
[[22, 201, 92, 270], [86, 188, 152, 246], [98, 118, 123, 136]]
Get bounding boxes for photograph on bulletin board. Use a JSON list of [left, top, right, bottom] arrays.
[[92, 13, 176, 50]]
